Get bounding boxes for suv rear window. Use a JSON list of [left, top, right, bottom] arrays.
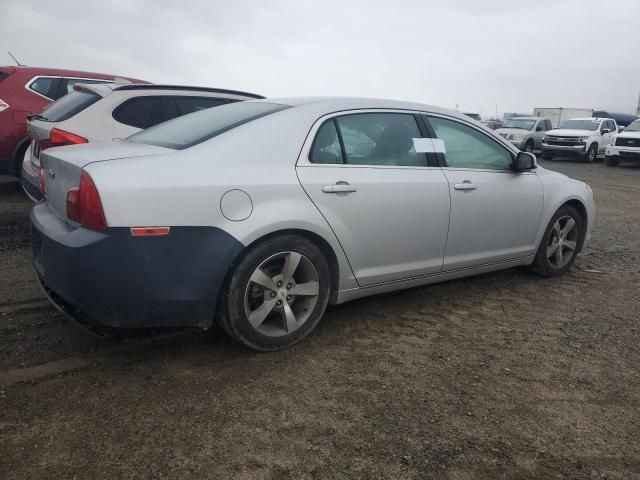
[[39, 90, 101, 122], [113, 97, 167, 129], [129, 101, 289, 149]]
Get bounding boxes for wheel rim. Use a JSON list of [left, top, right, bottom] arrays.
[[525, 143, 533, 153], [546, 215, 578, 269], [589, 147, 596, 161], [244, 251, 320, 337]]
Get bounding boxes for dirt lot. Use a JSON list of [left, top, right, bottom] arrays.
[[1, 160, 639, 479]]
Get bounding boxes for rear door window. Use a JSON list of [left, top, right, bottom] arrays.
[[310, 120, 344, 164], [334, 113, 425, 167], [175, 97, 230, 115], [39, 90, 102, 122], [28, 77, 61, 100], [113, 97, 168, 129]]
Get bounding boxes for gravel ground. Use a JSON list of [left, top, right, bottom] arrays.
[[0, 160, 639, 479]]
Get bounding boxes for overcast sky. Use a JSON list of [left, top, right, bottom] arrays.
[[2, 0, 639, 117]]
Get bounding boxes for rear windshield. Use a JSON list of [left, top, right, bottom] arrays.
[[128, 101, 289, 149], [0, 72, 10, 84], [39, 90, 101, 122]]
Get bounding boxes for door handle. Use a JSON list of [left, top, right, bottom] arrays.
[[322, 183, 357, 193], [454, 181, 477, 191]]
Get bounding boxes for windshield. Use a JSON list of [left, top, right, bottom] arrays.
[[623, 120, 640, 132], [559, 119, 599, 131], [39, 91, 101, 122], [502, 119, 536, 130], [129, 101, 289, 149]]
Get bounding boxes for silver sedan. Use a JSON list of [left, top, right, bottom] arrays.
[[31, 97, 595, 351]]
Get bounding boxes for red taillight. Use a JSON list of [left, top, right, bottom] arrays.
[[66, 171, 107, 230], [39, 128, 88, 152]]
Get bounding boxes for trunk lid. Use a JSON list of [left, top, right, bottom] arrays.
[[41, 141, 172, 222], [27, 117, 55, 169]]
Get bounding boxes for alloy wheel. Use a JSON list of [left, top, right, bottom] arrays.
[[244, 251, 320, 337], [546, 215, 578, 269]]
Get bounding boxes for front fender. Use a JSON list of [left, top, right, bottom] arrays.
[[534, 175, 595, 253]]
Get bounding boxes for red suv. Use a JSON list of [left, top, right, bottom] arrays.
[[0, 66, 146, 177]]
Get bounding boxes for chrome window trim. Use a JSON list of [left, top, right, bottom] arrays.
[[24, 75, 114, 101], [298, 108, 446, 169], [297, 108, 522, 171]]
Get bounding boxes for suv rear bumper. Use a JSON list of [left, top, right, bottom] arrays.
[[31, 202, 243, 331], [21, 156, 42, 201]]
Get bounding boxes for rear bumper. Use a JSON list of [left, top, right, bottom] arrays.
[[31, 203, 243, 330], [21, 159, 43, 202]]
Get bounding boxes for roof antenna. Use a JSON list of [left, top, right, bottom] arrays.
[[8, 51, 23, 66]]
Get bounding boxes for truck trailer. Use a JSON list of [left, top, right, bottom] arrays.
[[533, 107, 593, 128]]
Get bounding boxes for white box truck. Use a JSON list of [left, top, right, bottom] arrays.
[[533, 107, 593, 128]]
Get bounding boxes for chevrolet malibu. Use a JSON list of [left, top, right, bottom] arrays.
[[31, 97, 595, 351]]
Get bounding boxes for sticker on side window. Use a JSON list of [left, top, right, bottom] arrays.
[[413, 138, 446, 154]]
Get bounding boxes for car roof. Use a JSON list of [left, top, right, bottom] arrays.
[[73, 83, 264, 100], [111, 84, 264, 99], [258, 96, 473, 121], [0, 65, 146, 82], [509, 117, 542, 120]]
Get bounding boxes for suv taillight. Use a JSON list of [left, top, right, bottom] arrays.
[[0, 98, 9, 112], [66, 171, 107, 230], [39, 128, 88, 152]]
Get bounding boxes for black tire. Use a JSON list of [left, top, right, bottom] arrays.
[[605, 156, 620, 167], [217, 234, 331, 351], [524, 140, 534, 153], [542, 151, 553, 160], [531, 205, 584, 277], [583, 143, 597, 163]]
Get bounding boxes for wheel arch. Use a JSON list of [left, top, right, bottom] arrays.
[[11, 137, 30, 177], [227, 228, 344, 305], [558, 198, 589, 252]]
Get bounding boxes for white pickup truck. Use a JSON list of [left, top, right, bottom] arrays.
[[605, 119, 640, 166], [541, 117, 618, 163]]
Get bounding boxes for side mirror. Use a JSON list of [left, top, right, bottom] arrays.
[[601, 128, 611, 134], [514, 151, 537, 171], [536, 125, 544, 132]]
